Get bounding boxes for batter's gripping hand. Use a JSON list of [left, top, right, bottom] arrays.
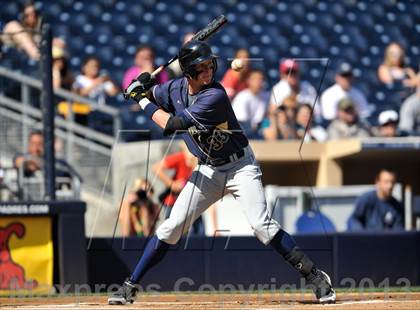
[[124, 72, 156, 102]]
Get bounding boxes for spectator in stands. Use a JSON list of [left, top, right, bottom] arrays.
[[73, 56, 119, 106], [348, 168, 404, 231], [13, 130, 80, 180], [221, 48, 251, 100], [399, 78, 420, 135], [122, 45, 169, 90], [1, 1, 41, 60], [232, 69, 269, 138], [374, 110, 401, 138], [14, 130, 43, 177], [269, 59, 319, 118], [52, 42, 73, 91], [152, 143, 206, 235], [327, 98, 371, 139], [378, 42, 418, 89], [263, 95, 298, 140], [119, 179, 159, 237], [321, 62, 370, 121], [295, 103, 327, 142]]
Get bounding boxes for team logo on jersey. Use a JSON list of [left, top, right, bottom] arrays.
[[188, 126, 200, 136], [189, 122, 232, 153], [206, 130, 230, 151]]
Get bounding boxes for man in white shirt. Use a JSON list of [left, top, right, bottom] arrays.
[[232, 69, 269, 138], [269, 59, 318, 113], [399, 88, 420, 135], [321, 62, 370, 121]]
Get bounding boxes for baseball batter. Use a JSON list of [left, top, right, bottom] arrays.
[[108, 41, 336, 305]]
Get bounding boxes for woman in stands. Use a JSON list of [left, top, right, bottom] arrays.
[[122, 45, 169, 91], [1, 1, 41, 60], [73, 56, 119, 105], [52, 41, 74, 91], [378, 42, 418, 89]]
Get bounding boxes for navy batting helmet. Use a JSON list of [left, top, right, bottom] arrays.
[[178, 40, 218, 79]]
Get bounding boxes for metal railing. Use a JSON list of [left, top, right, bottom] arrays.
[[0, 66, 121, 140], [0, 65, 118, 197]]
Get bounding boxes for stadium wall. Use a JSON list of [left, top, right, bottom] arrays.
[[87, 232, 420, 291]]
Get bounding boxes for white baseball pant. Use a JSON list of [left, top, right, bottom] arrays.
[[156, 146, 281, 245]]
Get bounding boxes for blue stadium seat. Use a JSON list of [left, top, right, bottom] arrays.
[[57, 0, 73, 7], [114, 1, 128, 13], [370, 3, 386, 18], [341, 47, 359, 64], [68, 36, 85, 56], [126, 4, 145, 19], [12, 0, 415, 134], [289, 2, 305, 19], [96, 46, 114, 63], [276, 13, 294, 29], [84, 44, 96, 56], [84, 3, 103, 19], [3, 2, 19, 21], [71, 13, 88, 32], [295, 210, 336, 234], [153, 14, 173, 34], [317, 13, 335, 29], [54, 25, 70, 40], [44, 3, 63, 23], [236, 14, 254, 30], [71, 1, 84, 12], [330, 3, 346, 18], [96, 0, 115, 8], [110, 36, 127, 53], [69, 56, 81, 71]]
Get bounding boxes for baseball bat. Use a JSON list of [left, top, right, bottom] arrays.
[[150, 15, 228, 78]]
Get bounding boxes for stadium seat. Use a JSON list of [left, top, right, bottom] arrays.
[[84, 3, 103, 20], [295, 210, 336, 234], [2, 2, 19, 21], [330, 3, 346, 18], [3, 0, 417, 135]]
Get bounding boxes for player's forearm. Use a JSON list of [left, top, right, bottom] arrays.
[[151, 109, 171, 129], [136, 97, 170, 129]]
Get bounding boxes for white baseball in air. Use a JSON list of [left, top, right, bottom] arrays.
[[231, 58, 245, 71]]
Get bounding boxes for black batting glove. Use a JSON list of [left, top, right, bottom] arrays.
[[124, 72, 156, 102]]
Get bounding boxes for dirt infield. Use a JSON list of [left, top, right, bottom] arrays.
[[1, 292, 419, 309]]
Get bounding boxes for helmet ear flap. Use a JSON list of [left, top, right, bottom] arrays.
[[178, 40, 218, 79], [183, 66, 196, 79], [212, 58, 218, 75]]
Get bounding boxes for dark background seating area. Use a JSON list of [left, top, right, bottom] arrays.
[[1, 0, 419, 134]]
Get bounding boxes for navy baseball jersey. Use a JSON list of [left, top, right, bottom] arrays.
[[152, 78, 248, 162]]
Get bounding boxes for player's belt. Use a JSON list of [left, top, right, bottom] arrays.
[[200, 149, 245, 167]]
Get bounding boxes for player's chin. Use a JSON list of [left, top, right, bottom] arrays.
[[200, 75, 213, 85]]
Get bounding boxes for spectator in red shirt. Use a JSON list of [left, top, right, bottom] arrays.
[[221, 48, 251, 100], [152, 144, 219, 236]]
